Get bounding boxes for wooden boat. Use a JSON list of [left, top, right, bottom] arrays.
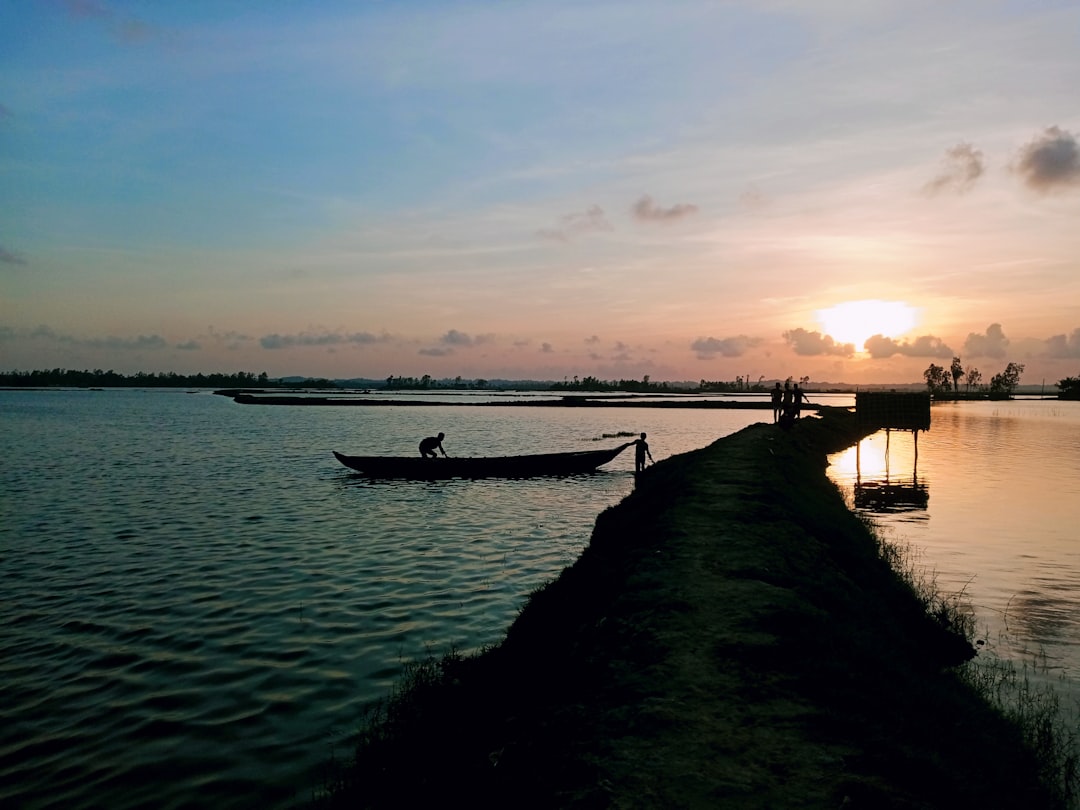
[[332, 443, 633, 479]]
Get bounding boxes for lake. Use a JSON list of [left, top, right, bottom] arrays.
[[3, 389, 1078, 809], [0, 389, 769, 809], [825, 398, 1080, 707]]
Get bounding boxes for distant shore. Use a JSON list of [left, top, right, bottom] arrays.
[[221, 391, 806, 409], [316, 408, 1058, 808]]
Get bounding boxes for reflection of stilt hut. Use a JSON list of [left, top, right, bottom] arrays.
[[853, 392, 932, 512]]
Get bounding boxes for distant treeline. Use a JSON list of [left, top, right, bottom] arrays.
[[550, 374, 772, 393], [550, 374, 676, 392], [0, 369, 337, 389], [1060, 375, 1080, 400]]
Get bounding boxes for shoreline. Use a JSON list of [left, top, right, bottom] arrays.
[[223, 391, 800, 410], [319, 408, 1056, 808]]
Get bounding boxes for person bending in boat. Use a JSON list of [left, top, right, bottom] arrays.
[[633, 432, 654, 473], [419, 432, 447, 458]]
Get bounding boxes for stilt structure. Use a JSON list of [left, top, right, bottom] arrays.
[[853, 392, 931, 512]]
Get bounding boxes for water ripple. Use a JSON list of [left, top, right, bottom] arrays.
[[0, 389, 805, 808]]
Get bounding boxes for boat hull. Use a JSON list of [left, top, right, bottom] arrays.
[[332, 444, 632, 479]]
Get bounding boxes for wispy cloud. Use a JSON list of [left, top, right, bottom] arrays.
[[923, 142, 984, 195], [17, 325, 169, 351], [260, 330, 381, 349], [962, 323, 1010, 359], [1014, 126, 1080, 193], [632, 195, 699, 223], [536, 205, 612, 242], [864, 334, 954, 359], [782, 328, 854, 357], [691, 335, 761, 359], [0, 245, 27, 266], [61, 0, 167, 45]]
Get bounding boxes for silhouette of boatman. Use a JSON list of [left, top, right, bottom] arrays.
[[634, 432, 654, 473], [419, 432, 447, 458]]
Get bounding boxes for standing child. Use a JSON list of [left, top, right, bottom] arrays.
[[634, 432, 654, 473]]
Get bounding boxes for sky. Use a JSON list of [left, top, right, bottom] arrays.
[[2, 0, 1079, 386]]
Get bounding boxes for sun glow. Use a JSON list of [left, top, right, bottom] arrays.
[[816, 299, 919, 350]]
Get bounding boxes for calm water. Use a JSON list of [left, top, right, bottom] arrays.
[[826, 399, 1080, 706], [0, 389, 768, 810], [4, 391, 1078, 809]]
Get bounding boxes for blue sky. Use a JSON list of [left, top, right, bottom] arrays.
[[2, 0, 1079, 384]]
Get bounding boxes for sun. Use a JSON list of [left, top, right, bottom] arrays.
[[816, 299, 919, 350]]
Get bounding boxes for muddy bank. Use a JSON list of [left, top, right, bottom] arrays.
[[320, 408, 1054, 809]]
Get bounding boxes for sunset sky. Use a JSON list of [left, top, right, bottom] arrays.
[[2, 0, 1079, 385]]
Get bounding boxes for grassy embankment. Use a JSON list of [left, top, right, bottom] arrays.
[[315, 407, 1071, 809]]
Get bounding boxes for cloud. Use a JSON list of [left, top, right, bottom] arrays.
[[92, 334, 167, 350], [260, 330, 380, 349], [782, 329, 855, 357], [419, 346, 453, 357], [0, 245, 27, 266], [632, 195, 699, 223], [962, 323, 1010, 359], [440, 329, 473, 347], [203, 329, 253, 350], [10, 324, 168, 350], [176, 340, 200, 351], [923, 142, 985, 195], [540, 342, 554, 353], [536, 205, 612, 242], [864, 334, 954, 358], [1014, 126, 1080, 192], [738, 186, 770, 211], [61, 0, 164, 45], [691, 335, 762, 359], [1044, 328, 1080, 358]]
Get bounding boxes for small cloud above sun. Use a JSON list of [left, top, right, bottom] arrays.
[[816, 300, 920, 350]]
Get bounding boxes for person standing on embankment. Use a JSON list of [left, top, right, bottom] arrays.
[[634, 432, 654, 473]]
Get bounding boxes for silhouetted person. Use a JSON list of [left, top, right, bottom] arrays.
[[792, 384, 810, 419], [770, 382, 783, 423], [634, 432, 654, 473], [779, 381, 795, 428], [419, 432, 447, 458]]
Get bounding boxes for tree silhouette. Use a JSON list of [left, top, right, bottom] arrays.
[[989, 362, 1025, 398], [923, 363, 951, 395], [949, 357, 964, 394]]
